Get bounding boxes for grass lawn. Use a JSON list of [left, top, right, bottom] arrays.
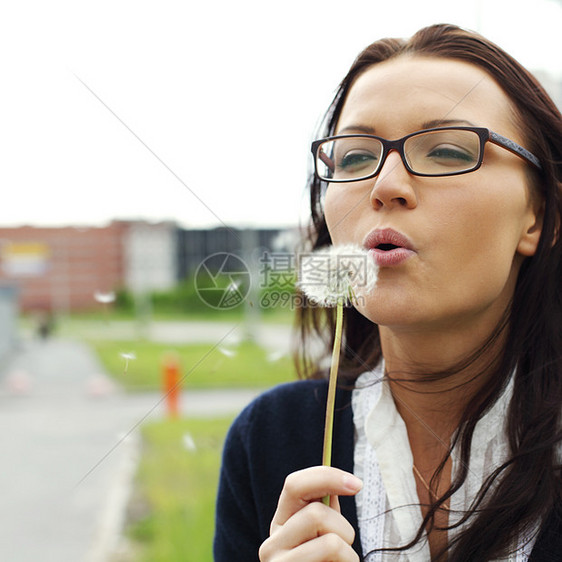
[[122, 417, 233, 562], [92, 339, 296, 390]]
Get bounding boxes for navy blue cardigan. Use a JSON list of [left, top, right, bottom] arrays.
[[214, 380, 361, 560], [213, 380, 561, 561]]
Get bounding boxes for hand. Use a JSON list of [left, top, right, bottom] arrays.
[[258, 466, 363, 561]]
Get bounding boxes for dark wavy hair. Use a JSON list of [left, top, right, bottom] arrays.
[[295, 23, 562, 560]]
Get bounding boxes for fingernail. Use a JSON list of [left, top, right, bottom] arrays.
[[343, 474, 363, 492]]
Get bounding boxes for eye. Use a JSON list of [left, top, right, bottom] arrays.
[[337, 151, 378, 172], [426, 144, 476, 164]]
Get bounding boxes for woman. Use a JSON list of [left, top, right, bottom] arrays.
[[214, 24, 562, 561]]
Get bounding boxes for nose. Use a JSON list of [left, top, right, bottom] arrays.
[[369, 150, 418, 211]]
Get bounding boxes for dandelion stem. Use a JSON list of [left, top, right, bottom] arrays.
[[322, 299, 344, 505]]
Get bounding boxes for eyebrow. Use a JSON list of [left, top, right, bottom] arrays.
[[337, 119, 477, 137], [337, 124, 376, 135], [421, 118, 477, 129]]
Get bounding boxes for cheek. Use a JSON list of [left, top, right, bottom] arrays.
[[323, 187, 343, 244], [433, 191, 528, 298], [324, 184, 366, 244], [437, 200, 512, 267]]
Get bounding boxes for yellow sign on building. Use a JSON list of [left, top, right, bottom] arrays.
[[1, 242, 51, 277]]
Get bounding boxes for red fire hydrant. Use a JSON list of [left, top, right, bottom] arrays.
[[162, 352, 181, 418]]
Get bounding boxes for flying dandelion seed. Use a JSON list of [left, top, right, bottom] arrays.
[[220, 279, 245, 308], [94, 291, 116, 304], [119, 352, 136, 375], [182, 432, 197, 452], [267, 350, 285, 362], [218, 347, 237, 358]]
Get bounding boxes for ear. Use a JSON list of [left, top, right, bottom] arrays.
[[517, 200, 544, 257]]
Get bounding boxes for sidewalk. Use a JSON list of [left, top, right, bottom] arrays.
[[0, 337, 261, 562]]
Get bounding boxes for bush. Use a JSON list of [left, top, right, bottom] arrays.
[[113, 270, 299, 319], [115, 287, 136, 313], [150, 277, 207, 315]]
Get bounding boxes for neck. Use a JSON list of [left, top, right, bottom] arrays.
[[379, 320, 506, 463]]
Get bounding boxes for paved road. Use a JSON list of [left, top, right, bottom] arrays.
[[0, 336, 262, 562]]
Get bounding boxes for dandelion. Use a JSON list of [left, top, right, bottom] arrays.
[[298, 244, 378, 306], [298, 244, 378, 504]]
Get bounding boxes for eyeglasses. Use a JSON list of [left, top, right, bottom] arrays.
[[311, 126, 542, 182]]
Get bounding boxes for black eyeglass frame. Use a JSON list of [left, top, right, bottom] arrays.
[[311, 126, 542, 182]]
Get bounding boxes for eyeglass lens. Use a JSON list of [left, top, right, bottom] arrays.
[[316, 129, 482, 180]]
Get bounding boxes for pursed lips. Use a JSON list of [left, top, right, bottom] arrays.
[[363, 228, 415, 251], [363, 228, 416, 267]]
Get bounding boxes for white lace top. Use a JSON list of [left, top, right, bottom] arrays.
[[352, 362, 537, 561]]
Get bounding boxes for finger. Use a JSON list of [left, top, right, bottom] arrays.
[[261, 533, 360, 562], [279, 501, 356, 548], [330, 494, 341, 512], [290, 534, 360, 562], [261, 501, 355, 560], [271, 467, 362, 529]]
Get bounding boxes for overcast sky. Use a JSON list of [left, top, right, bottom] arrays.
[[2, 0, 561, 229]]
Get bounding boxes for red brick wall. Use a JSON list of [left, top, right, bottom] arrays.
[[0, 222, 128, 312]]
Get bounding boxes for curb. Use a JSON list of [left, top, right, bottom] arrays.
[[86, 430, 141, 562]]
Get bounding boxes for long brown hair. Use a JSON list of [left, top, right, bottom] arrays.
[[296, 24, 562, 560]]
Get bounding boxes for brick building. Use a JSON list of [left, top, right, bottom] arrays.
[[0, 221, 179, 313], [0, 221, 290, 313], [0, 222, 128, 312]]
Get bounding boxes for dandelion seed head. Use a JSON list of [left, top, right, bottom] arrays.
[[298, 244, 378, 307]]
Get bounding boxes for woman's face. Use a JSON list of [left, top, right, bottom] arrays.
[[324, 56, 542, 334]]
